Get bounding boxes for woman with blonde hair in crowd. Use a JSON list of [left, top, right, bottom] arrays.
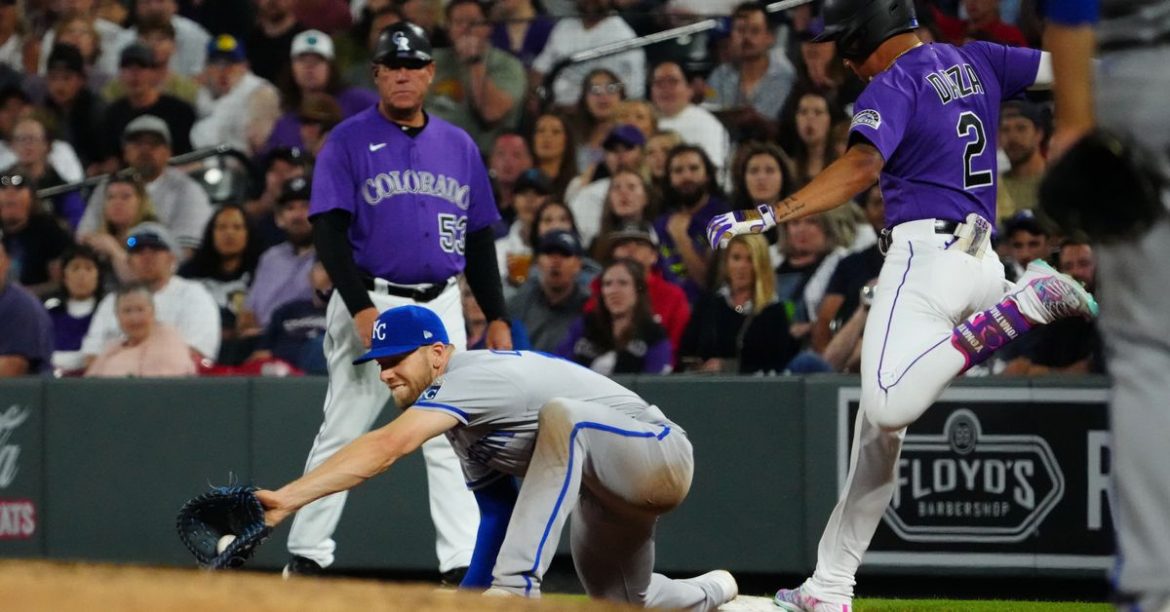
[[53, 16, 112, 91], [529, 112, 577, 202], [574, 68, 625, 173], [591, 168, 657, 258], [78, 174, 156, 284], [644, 129, 681, 194], [84, 283, 196, 377], [679, 234, 798, 374], [615, 99, 656, 140]]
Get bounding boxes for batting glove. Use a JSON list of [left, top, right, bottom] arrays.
[[705, 204, 778, 249]]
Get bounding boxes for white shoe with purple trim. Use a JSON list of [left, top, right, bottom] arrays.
[[773, 585, 851, 612]]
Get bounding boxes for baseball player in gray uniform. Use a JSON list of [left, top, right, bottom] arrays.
[[1043, 2, 1170, 610], [288, 22, 512, 578], [706, 1, 1099, 610], [257, 305, 739, 610]]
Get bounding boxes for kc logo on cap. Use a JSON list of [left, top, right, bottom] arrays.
[[353, 305, 451, 365]]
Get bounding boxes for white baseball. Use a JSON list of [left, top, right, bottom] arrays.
[[216, 534, 237, 554]]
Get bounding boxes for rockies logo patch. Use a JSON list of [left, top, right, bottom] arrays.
[[851, 109, 882, 131]]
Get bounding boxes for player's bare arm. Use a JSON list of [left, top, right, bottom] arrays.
[[258, 408, 459, 527], [706, 143, 884, 249]]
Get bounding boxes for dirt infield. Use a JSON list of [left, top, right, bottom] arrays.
[[0, 560, 638, 611]]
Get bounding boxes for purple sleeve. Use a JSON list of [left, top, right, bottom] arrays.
[[465, 141, 501, 233], [848, 82, 914, 162], [555, 318, 585, 359], [966, 41, 1043, 100], [56, 193, 86, 230], [642, 337, 674, 374], [308, 132, 355, 217], [0, 298, 51, 364]]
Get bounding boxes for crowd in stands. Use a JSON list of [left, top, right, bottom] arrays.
[[0, 0, 1101, 380]]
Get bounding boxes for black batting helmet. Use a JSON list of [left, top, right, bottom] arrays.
[[372, 22, 433, 67], [814, 0, 918, 63]]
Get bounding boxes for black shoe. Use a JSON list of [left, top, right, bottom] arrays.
[[282, 555, 324, 578], [439, 566, 468, 587]]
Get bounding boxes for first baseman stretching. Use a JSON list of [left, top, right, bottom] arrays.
[[706, 1, 1098, 610], [288, 22, 512, 578], [258, 305, 739, 610]]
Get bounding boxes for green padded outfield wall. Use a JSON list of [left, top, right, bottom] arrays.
[[0, 375, 1113, 578]]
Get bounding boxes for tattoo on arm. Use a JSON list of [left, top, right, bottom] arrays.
[[775, 197, 807, 223]]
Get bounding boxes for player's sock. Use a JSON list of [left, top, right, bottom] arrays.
[[950, 298, 1034, 372]]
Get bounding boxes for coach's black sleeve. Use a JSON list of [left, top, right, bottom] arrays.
[[464, 226, 508, 323], [312, 209, 375, 316]]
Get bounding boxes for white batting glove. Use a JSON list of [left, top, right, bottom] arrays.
[[705, 204, 778, 249]]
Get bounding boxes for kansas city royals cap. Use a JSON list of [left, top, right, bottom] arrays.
[[291, 30, 334, 60], [353, 305, 450, 364]]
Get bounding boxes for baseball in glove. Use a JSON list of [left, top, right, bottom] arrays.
[[1039, 128, 1167, 244], [176, 486, 272, 569]]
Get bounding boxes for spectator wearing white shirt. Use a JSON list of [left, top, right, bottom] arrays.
[[76, 115, 213, 257], [567, 124, 646, 248], [0, 0, 25, 72], [531, 0, 645, 106], [80, 222, 220, 366], [191, 34, 280, 155], [650, 61, 731, 180], [108, 0, 211, 78]]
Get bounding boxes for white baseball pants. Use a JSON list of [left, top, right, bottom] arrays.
[[805, 219, 1010, 603]]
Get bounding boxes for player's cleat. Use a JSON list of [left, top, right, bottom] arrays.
[[439, 566, 468, 588], [681, 569, 739, 608], [281, 555, 324, 579], [1015, 258, 1058, 287], [773, 585, 851, 612], [1013, 268, 1100, 324]]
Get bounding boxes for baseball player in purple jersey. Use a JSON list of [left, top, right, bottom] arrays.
[[706, 1, 1099, 610], [286, 21, 513, 580]]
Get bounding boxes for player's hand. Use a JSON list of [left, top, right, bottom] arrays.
[[353, 307, 379, 349], [705, 204, 777, 250], [255, 489, 292, 528], [484, 320, 513, 350]]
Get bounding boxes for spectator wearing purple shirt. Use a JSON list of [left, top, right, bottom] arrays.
[[240, 176, 316, 333], [44, 245, 106, 374], [264, 29, 378, 152], [489, 0, 554, 68], [0, 235, 54, 376], [654, 144, 729, 302], [558, 257, 672, 375]]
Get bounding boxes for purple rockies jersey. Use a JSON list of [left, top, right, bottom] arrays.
[[310, 108, 500, 284], [849, 42, 1041, 228]]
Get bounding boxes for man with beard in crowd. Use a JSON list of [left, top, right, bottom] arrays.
[[995, 100, 1047, 222], [239, 176, 317, 336], [655, 144, 728, 301]]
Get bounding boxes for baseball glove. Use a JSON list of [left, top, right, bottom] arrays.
[[1039, 129, 1166, 244], [176, 486, 272, 569]]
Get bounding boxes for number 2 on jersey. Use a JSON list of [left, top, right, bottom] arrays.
[[438, 214, 467, 254], [956, 111, 993, 190]]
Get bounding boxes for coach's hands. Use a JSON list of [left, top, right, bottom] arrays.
[[705, 203, 778, 250], [485, 320, 513, 350], [354, 307, 379, 349]]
